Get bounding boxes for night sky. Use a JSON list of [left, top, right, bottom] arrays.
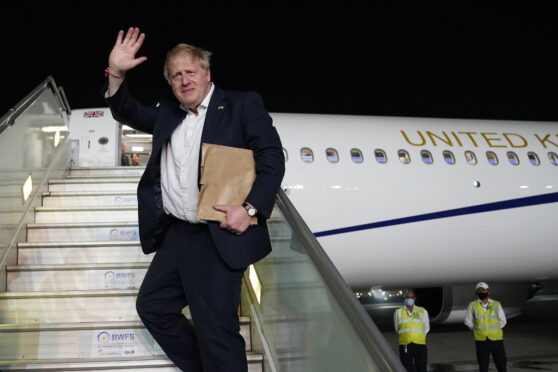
[[2, 4, 557, 122]]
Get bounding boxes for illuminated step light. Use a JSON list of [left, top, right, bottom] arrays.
[[54, 130, 60, 147], [22, 175, 33, 202], [41, 125, 68, 133], [124, 133, 152, 138], [248, 265, 262, 304]]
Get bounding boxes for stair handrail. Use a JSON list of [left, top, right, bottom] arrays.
[[0, 76, 71, 135], [276, 189, 405, 371]]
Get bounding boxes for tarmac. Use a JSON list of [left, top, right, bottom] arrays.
[[371, 294, 558, 371]]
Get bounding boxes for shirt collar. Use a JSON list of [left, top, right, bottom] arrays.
[[198, 82, 215, 110]]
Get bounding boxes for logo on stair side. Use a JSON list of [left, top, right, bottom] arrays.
[[114, 196, 137, 205], [109, 228, 139, 241], [95, 330, 137, 357], [104, 271, 115, 280], [102, 270, 138, 289], [96, 330, 136, 344], [97, 331, 110, 343]]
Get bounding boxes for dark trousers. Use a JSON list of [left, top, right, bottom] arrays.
[[475, 339, 507, 372], [136, 219, 247, 372], [399, 343, 427, 372]]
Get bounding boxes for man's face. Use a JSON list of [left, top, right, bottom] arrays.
[[167, 54, 211, 110], [131, 154, 140, 165]]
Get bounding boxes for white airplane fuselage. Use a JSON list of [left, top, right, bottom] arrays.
[[273, 113, 558, 290]]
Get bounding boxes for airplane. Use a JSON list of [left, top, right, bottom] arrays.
[[272, 113, 558, 323], [77, 108, 558, 324]]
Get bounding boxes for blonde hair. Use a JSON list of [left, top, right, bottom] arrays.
[[163, 43, 212, 83]]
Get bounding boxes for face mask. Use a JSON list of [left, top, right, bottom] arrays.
[[404, 298, 415, 307], [477, 292, 488, 300]]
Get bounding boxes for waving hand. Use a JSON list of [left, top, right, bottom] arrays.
[[108, 27, 148, 76]]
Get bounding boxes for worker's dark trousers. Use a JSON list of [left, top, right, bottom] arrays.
[[475, 339, 507, 372], [399, 343, 427, 372]]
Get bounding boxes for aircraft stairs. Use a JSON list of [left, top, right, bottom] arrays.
[[0, 166, 261, 371], [0, 76, 404, 371]]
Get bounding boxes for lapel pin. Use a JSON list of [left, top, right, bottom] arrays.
[[218, 105, 225, 110]]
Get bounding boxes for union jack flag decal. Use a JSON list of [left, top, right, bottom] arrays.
[[84, 111, 105, 118]]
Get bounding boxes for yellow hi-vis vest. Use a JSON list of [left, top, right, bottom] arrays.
[[396, 306, 427, 345], [470, 300, 504, 341]]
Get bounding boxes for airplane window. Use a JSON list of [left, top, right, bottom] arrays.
[[351, 148, 364, 163], [507, 151, 519, 165], [486, 151, 499, 165], [374, 149, 387, 164], [420, 150, 433, 164], [283, 148, 288, 162], [527, 151, 540, 166], [300, 147, 314, 163], [326, 148, 339, 163], [464, 151, 477, 165], [398, 149, 411, 164], [548, 152, 558, 166], [443, 150, 455, 165]]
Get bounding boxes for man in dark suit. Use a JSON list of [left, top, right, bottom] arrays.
[[103, 27, 285, 372]]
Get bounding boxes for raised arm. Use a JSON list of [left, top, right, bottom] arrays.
[[103, 27, 156, 134], [107, 27, 148, 97]]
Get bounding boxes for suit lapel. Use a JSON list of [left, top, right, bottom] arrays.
[[198, 86, 227, 187], [153, 102, 186, 155], [201, 86, 227, 145]]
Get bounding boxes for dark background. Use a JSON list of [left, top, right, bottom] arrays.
[[2, 4, 557, 121]]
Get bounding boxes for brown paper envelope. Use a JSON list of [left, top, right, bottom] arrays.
[[197, 143, 258, 225]]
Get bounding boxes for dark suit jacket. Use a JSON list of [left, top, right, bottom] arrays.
[[105, 82, 285, 269]]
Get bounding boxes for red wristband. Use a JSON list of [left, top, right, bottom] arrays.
[[105, 67, 124, 79]]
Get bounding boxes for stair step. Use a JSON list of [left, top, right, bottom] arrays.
[[0, 209, 25, 222], [0, 353, 263, 371], [27, 222, 140, 243], [0, 290, 138, 323], [26, 220, 287, 243], [48, 179, 139, 192], [0, 181, 25, 194], [15, 239, 292, 265], [7, 263, 149, 292], [7, 257, 314, 292], [42, 191, 138, 207], [0, 290, 250, 330], [69, 166, 146, 177], [0, 320, 252, 360], [17, 241, 148, 265], [65, 175, 142, 180], [35, 206, 138, 223], [0, 195, 24, 209]]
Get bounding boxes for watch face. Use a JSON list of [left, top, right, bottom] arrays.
[[248, 208, 256, 217]]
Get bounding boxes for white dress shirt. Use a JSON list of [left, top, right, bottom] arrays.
[[464, 298, 507, 330], [160, 83, 215, 223]]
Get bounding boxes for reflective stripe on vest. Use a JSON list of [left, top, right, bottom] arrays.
[[397, 306, 426, 345], [471, 300, 503, 341]]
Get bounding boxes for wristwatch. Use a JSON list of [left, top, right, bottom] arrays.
[[242, 202, 257, 217]]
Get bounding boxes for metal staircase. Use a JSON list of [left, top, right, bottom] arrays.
[[0, 166, 262, 371]]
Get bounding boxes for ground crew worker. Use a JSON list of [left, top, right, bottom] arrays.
[[393, 290, 430, 372], [464, 282, 508, 372]]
